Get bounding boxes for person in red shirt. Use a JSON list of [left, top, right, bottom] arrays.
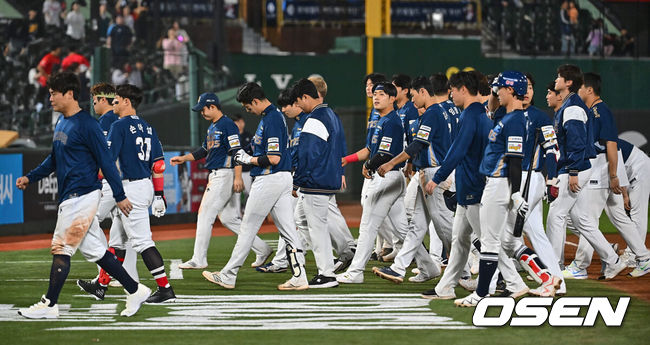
[[61, 46, 90, 72], [36, 45, 62, 87]]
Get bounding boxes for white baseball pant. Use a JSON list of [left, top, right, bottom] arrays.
[[54, 190, 107, 262]]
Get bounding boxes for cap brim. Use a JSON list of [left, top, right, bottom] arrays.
[[191, 104, 203, 112]]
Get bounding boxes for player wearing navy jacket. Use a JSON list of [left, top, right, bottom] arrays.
[[568, 73, 650, 278], [392, 74, 419, 146], [87, 84, 177, 304], [372, 76, 457, 284], [292, 78, 345, 288], [203, 82, 309, 291], [171, 93, 272, 271], [16, 73, 149, 319], [420, 71, 492, 300], [337, 82, 438, 285], [545, 65, 626, 281]]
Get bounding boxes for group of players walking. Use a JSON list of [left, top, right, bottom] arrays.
[[15, 63, 650, 318]]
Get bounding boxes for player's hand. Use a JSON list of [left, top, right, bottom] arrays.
[[425, 180, 438, 195], [341, 175, 347, 191], [341, 157, 349, 167], [234, 149, 253, 165], [511, 192, 529, 218], [403, 163, 414, 178], [609, 175, 622, 194], [377, 162, 393, 177], [622, 187, 631, 211], [16, 176, 30, 190], [233, 177, 244, 193], [568, 175, 580, 193], [117, 198, 133, 217], [152, 195, 167, 218], [361, 163, 372, 179], [292, 189, 298, 198], [170, 156, 185, 166], [546, 177, 559, 203], [419, 170, 428, 190]]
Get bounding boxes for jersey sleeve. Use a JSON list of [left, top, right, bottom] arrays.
[[263, 116, 284, 156], [562, 106, 589, 174], [106, 121, 123, 162], [151, 128, 164, 162], [432, 112, 476, 184], [26, 150, 56, 183], [89, 119, 126, 202], [597, 106, 618, 142], [225, 122, 242, 154], [414, 111, 435, 145], [504, 118, 525, 158], [377, 120, 400, 157], [295, 116, 329, 185]]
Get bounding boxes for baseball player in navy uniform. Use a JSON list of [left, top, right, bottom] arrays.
[[545, 65, 627, 280], [202, 82, 309, 290], [171, 93, 273, 270], [566, 73, 650, 278], [617, 138, 650, 275], [292, 78, 346, 288], [16, 72, 149, 319], [373, 76, 454, 283], [78, 83, 140, 296], [419, 71, 493, 299], [337, 82, 439, 284]]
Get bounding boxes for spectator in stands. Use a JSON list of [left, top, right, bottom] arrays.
[[61, 46, 90, 73], [43, 0, 63, 28], [112, 62, 131, 85], [128, 59, 145, 88], [161, 28, 185, 79], [603, 33, 616, 56], [568, 2, 579, 25], [122, 5, 135, 33], [65, 2, 86, 43], [27, 9, 45, 41], [107, 15, 133, 68], [36, 45, 62, 88], [618, 29, 635, 56], [586, 19, 603, 57], [172, 20, 191, 67], [134, 2, 151, 44], [560, 1, 575, 56], [97, 3, 112, 41]]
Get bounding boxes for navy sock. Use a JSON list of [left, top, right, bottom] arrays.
[[472, 239, 482, 252], [476, 252, 499, 297], [96, 251, 138, 294], [141, 247, 164, 271], [45, 255, 71, 306]]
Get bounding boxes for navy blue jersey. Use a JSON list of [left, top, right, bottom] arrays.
[[554, 93, 592, 175], [480, 109, 527, 177], [396, 101, 419, 144], [250, 104, 292, 177], [433, 102, 492, 205], [590, 101, 618, 154], [290, 112, 309, 170], [412, 103, 451, 169], [294, 104, 345, 194], [98, 110, 118, 138], [26, 110, 125, 203], [365, 108, 380, 149], [407, 112, 422, 146], [195, 115, 242, 170], [107, 115, 164, 180], [617, 138, 634, 162], [370, 110, 405, 170], [523, 106, 558, 178], [439, 99, 461, 142]]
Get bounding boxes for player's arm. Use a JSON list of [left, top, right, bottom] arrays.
[[341, 147, 370, 166], [18, 149, 57, 189], [226, 129, 244, 193], [505, 127, 527, 217], [171, 140, 207, 165], [563, 106, 588, 192], [605, 140, 621, 193], [91, 121, 131, 215], [294, 117, 330, 186]]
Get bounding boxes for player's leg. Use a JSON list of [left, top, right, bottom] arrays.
[[216, 174, 285, 287], [404, 172, 419, 222], [96, 180, 116, 222], [327, 195, 356, 263], [428, 221, 444, 264], [303, 193, 337, 287], [546, 173, 580, 268]]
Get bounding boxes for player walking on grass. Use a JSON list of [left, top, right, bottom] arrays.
[[292, 78, 346, 288], [202, 82, 309, 290], [171, 93, 272, 270], [78, 84, 176, 304], [545, 65, 627, 280], [336, 82, 439, 284], [16, 72, 149, 319]]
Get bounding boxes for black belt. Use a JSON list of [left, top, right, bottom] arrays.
[[62, 193, 80, 202], [123, 178, 147, 182]]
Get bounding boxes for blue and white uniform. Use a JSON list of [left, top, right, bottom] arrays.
[[396, 100, 419, 146], [180, 115, 271, 269], [97, 110, 120, 222], [26, 110, 125, 262], [439, 99, 461, 143], [340, 110, 438, 282], [219, 104, 308, 288]]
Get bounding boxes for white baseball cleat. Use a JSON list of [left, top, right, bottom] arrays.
[[18, 296, 59, 319], [202, 271, 235, 289], [628, 258, 650, 278], [454, 292, 484, 307], [120, 283, 151, 317], [178, 260, 208, 270], [562, 261, 588, 279], [408, 271, 434, 283], [458, 276, 478, 291], [601, 258, 628, 280], [278, 274, 309, 291], [421, 287, 456, 300], [251, 248, 273, 268], [529, 276, 562, 297], [336, 272, 363, 284]]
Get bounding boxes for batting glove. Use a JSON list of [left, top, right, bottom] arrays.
[[234, 149, 253, 165], [152, 194, 167, 218], [511, 191, 529, 218], [546, 177, 559, 203]]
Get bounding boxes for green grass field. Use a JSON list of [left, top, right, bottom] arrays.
[[1, 226, 648, 345]]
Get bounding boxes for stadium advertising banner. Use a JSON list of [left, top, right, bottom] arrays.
[[0, 153, 24, 225], [189, 159, 209, 213], [22, 151, 58, 222]]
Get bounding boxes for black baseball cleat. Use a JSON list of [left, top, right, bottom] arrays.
[[146, 286, 176, 304], [308, 274, 339, 288], [77, 279, 107, 301]]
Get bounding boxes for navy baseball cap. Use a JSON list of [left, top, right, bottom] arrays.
[[192, 93, 220, 112]]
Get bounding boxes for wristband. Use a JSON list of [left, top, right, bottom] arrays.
[[343, 153, 359, 163], [152, 175, 164, 192]]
